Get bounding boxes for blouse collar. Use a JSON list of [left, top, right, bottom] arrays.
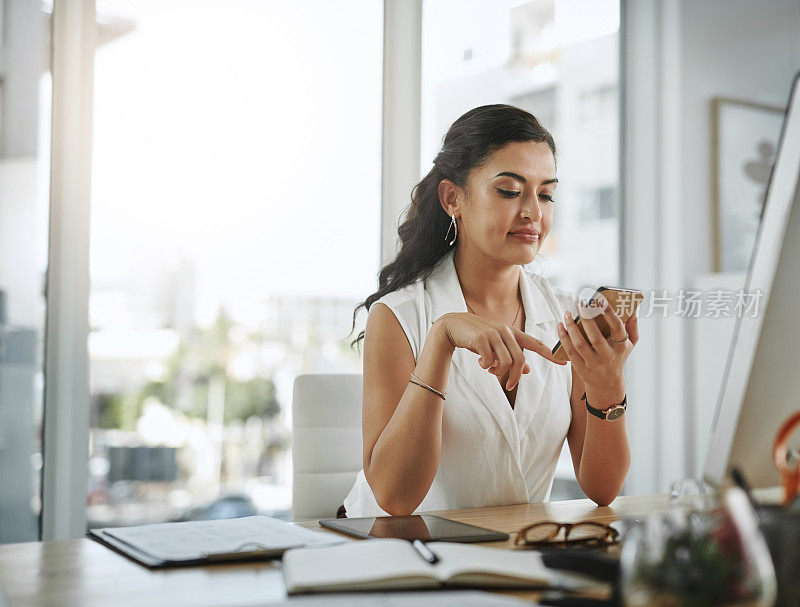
[[423, 249, 563, 471], [426, 249, 558, 333]]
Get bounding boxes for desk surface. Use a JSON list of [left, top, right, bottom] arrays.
[[0, 494, 669, 607]]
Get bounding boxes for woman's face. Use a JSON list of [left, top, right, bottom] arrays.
[[450, 140, 557, 266]]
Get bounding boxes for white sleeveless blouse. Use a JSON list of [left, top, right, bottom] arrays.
[[343, 250, 580, 517]]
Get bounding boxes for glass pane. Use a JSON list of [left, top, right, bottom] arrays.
[[89, 0, 381, 527], [0, 2, 52, 542], [421, 0, 620, 499]]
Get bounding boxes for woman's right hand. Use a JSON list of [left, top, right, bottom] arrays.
[[434, 312, 567, 391]]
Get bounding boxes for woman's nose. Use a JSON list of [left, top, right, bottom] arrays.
[[522, 199, 543, 222]]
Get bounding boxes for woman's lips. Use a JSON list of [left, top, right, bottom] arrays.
[[508, 232, 540, 242]]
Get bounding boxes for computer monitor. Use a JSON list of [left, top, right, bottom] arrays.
[[704, 72, 800, 489]]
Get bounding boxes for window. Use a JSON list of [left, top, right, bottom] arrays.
[[579, 85, 617, 125], [578, 186, 617, 222], [0, 2, 52, 543], [88, 0, 382, 527]]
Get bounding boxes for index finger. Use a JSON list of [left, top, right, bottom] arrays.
[[626, 312, 640, 344], [511, 327, 567, 365], [597, 294, 627, 338]]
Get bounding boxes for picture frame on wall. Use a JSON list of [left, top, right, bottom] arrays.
[[712, 97, 785, 272]]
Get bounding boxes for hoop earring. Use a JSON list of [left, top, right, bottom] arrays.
[[444, 213, 457, 246]]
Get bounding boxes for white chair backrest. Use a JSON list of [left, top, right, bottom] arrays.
[[291, 373, 363, 521]]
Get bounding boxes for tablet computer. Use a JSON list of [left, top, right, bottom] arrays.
[[318, 514, 509, 543]]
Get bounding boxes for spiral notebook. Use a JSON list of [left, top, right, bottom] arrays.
[[88, 515, 346, 568]]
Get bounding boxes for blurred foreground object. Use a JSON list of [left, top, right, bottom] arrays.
[[621, 485, 776, 607]]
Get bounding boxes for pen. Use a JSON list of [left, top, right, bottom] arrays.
[[411, 539, 439, 564], [730, 466, 758, 508]]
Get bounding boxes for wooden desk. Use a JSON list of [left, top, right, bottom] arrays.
[[0, 494, 669, 607]]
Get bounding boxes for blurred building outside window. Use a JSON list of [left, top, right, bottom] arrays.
[[88, 0, 382, 527]]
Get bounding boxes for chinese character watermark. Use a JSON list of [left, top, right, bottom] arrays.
[[575, 287, 763, 319]]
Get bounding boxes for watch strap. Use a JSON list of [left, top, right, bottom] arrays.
[[582, 392, 627, 421]]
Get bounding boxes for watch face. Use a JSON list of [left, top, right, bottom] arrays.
[[607, 407, 625, 421]]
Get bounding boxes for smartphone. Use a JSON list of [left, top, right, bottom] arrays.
[[551, 286, 644, 363]]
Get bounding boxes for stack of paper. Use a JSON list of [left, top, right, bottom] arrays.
[[89, 515, 345, 567]]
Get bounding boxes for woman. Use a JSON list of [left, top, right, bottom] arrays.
[[343, 104, 638, 517]]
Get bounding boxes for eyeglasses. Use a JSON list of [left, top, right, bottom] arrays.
[[513, 521, 619, 548]]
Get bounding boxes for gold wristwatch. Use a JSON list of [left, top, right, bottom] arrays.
[[581, 392, 627, 421]]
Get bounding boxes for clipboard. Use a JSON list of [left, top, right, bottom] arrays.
[[88, 515, 346, 568]]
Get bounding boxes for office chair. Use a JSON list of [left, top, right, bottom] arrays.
[[291, 373, 363, 521]]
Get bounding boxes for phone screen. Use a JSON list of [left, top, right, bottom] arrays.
[[551, 286, 643, 362]]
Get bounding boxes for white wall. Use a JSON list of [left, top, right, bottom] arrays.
[[680, 0, 800, 280], [679, 0, 800, 476], [622, 0, 800, 494]]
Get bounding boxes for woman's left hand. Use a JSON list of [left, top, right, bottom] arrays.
[[556, 295, 639, 392]]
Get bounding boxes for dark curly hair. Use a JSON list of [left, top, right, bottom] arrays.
[[350, 104, 556, 348]]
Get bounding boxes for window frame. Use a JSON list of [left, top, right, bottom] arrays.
[[620, 0, 687, 494], [42, 0, 96, 540]]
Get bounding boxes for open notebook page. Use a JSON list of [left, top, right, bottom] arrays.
[[428, 542, 552, 585], [282, 538, 437, 591]]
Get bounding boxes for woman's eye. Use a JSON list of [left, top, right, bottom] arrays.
[[495, 188, 520, 198], [539, 194, 555, 203]]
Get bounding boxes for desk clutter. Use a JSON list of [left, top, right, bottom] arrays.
[[12, 489, 800, 606], [85, 481, 800, 607], [87, 513, 614, 601]]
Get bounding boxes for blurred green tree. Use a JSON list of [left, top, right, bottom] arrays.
[[97, 309, 280, 429]]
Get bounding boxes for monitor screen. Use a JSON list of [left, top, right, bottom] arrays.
[[705, 71, 800, 490]]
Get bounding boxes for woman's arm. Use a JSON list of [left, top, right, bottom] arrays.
[[566, 373, 631, 506], [362, 303, 455, 515], [362, 304, 564, 515], [562, 298, 639, 506]]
